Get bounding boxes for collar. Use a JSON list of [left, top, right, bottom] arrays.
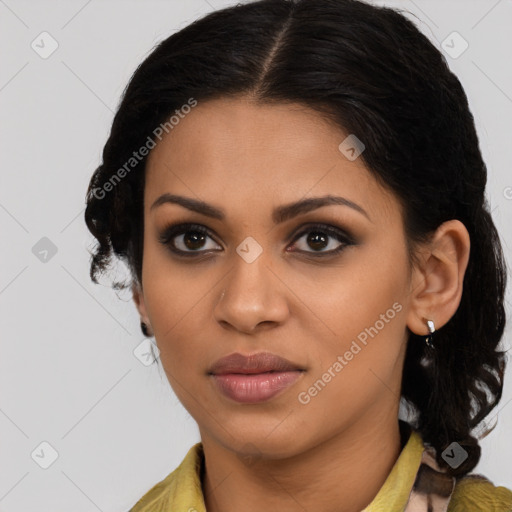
[[129, 421, 455, 512], [363, 421, 456, 511]]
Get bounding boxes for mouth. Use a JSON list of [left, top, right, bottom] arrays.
[[207, 351, 306, 403], [209, 369, 305, 404], [208, 351, 305, 375]]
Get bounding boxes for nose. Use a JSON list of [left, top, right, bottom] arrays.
[[213, 251, 290, 334]]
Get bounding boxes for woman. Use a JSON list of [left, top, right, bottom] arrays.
[[84, 0, 512, 510]]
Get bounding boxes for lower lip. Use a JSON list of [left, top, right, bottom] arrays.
[[211, 371, 304, 403]]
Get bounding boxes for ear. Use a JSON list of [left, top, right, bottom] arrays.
[[406, 219, 470, 336], [132, 281, 151, 328]]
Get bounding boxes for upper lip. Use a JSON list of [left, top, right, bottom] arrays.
[[208, 352, 305, 375]]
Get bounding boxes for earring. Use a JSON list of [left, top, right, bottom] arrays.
[[424, 319, 435, 349], [140, 321, 152, 337]]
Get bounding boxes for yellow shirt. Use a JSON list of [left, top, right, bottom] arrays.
[[128, 428, 512, 511]]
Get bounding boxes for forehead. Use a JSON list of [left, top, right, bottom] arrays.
[[144, 97, 399, 222]]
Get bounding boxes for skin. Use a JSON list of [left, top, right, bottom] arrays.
[[132, 96, 470, 512]]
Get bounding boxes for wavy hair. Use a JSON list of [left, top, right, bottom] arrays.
[[84, 0, 508, 478]]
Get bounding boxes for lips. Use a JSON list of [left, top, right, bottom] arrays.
[[208, 351, 304, 375]]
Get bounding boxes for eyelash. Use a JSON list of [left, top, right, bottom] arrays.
[[158, 222, 355, 259]]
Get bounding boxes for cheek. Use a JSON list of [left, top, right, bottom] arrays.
[[312, 247, 407, 345], [141, 248, 217, 379], [142, 236, 198, 332], [302, 245, 409, 389], [297, 302, 406, 428]]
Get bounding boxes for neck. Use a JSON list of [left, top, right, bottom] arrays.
[[200, 414, 407, 512]]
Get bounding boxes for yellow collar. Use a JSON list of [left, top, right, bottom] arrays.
[[129, 425, 427, 512]]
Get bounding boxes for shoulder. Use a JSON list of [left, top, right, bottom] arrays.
[[127, 443, 205, 512], [127, 467, 179, 512], [448, 473, 512, 512]]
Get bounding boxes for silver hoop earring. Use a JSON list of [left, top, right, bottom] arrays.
[[425, 319, 435, 349]]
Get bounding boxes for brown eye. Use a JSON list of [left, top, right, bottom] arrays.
[[158, 223, 221, 256], [290, 223, 353, 256], [180, 231, 208, 251]]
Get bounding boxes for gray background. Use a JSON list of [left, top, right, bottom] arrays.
[[1, 0, 511, 510]]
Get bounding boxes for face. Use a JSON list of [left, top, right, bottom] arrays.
[[135, 96, 415, 458]]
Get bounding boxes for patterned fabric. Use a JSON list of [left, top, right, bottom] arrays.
[[403, 445, 456, 512]]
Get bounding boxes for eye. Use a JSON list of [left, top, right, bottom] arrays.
[[158, 222, 354, 258], [289, 223, 353, 257], [158, 223, 221, 257]]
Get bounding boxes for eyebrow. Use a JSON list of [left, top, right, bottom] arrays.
[[150, 193, 371, 224]]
